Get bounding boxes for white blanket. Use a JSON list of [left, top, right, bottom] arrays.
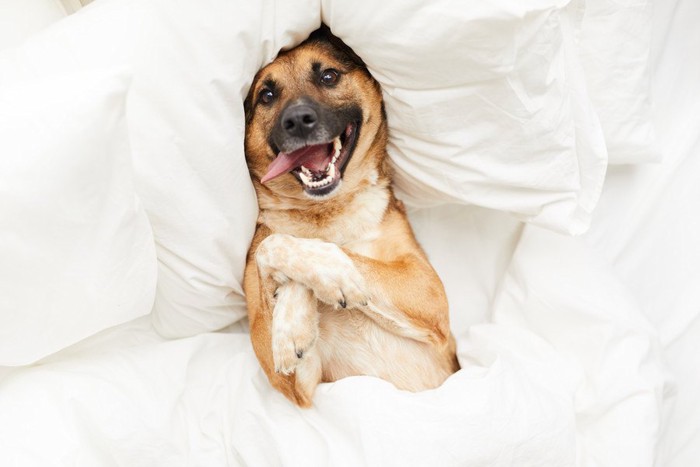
[[0, 209, 668, 467], [1, 0, 697, 465]]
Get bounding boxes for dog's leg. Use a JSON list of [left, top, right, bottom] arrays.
[[342, 251, 451, 346], [256, 233, 450, 347], [256, 233, 368, 310], [271, 281, 321, 379], [246, 241, 323, 407]]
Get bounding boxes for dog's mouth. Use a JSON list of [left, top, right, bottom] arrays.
[[261, 122, 358, 197]]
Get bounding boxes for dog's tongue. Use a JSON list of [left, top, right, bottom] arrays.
[[261, 143, 331, 183]]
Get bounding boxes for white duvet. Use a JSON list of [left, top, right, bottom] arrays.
[[1, 0, 697, 466]]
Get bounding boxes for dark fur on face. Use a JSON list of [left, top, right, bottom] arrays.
[[243, 25, 369, 120]]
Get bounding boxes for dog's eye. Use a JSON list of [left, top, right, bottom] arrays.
[[320, 69, 339, 86], [259, 88, 275, 105]]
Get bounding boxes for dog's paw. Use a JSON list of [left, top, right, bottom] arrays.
[[271, 282, 318, 375], [257, 233, 369, 310], [272, 324, 317, 376], [308, 263, 367, 310]]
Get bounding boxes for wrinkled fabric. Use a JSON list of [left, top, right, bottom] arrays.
[[0, 0, 689, 465]]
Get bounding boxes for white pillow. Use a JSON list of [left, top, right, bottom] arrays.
[[0, 0, 320, 339], [0, 0, 66, 51], [128, 0, 320, 337], [0, 68, 157, 366], [1, 0, 611, 341], [322, 0, 608, 234], [577, 0, 658, 164]]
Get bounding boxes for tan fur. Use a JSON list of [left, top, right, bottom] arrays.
[[243, 30, 458, 407]]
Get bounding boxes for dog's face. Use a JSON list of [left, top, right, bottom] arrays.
[[244, 28, 387, 202]]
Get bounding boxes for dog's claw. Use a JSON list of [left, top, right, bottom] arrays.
[[339, 298, 347, 309], [296, 349, 304, 359]]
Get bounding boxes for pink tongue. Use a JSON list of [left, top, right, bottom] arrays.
[[261, 143, 331, 183]]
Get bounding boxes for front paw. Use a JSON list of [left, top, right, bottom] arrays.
[[271, 282, 318, 375], [257, 234, 369, 310], [310, 264, 368, 310]]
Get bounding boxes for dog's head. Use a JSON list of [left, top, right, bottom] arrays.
[[244, 26, 387, 202]]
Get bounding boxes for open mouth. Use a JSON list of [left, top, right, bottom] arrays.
[[261, 122, 359, 197]]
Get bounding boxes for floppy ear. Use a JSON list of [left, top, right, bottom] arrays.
[[244, 70, 262, 125], [243, 92, 253, 125]]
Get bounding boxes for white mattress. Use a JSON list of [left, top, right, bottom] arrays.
[[1, 0, 698, 466]]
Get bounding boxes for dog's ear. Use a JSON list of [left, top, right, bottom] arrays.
[[243, 91, 254, 125], [243, 70, 263, 125], [243, 92, 253, 124], [308, 24, 367, 70]]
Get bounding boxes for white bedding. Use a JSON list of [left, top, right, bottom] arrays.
[[0, 0, 698, 466]]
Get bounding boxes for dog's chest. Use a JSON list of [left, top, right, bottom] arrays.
[[260, 186, 389, 252]]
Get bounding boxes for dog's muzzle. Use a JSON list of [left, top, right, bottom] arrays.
[[262, 100, 361, 198]]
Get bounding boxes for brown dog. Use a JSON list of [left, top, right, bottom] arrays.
[[243, 26, 459, 407]]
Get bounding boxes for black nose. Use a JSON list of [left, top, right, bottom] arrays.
[[281, 104, 318, 138]]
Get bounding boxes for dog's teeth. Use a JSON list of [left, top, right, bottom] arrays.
[[299, 161, 336, 190], [298, 170, 311, 185], [333, 136, 342, 152], [332, 137, 342, 163], [304, 173, 333, 189], [325, 158, 333, 173]]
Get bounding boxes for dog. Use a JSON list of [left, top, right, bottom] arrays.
[[243, 25, 459, 407]]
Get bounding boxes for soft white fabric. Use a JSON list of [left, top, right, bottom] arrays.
[[0, 0, 66, 51], [492, 226, 667, 466], [576, 0, 657, 164], [0, 317, 580, 467], [1, 0, 691, 465], [129, 0, 319, 338], [0, 209, 668, 466], [323, 0, 608, 234], [584, 0, 700, 464], [1, 0, 612, 341], [0, 0, 319, 339], [0, 67, 156, 365]]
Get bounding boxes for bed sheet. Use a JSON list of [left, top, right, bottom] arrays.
[[0, 203, 667, 467], [0, 316, 583, 467], [583, 0, 700, 465], [0, 0, 695, 465]]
